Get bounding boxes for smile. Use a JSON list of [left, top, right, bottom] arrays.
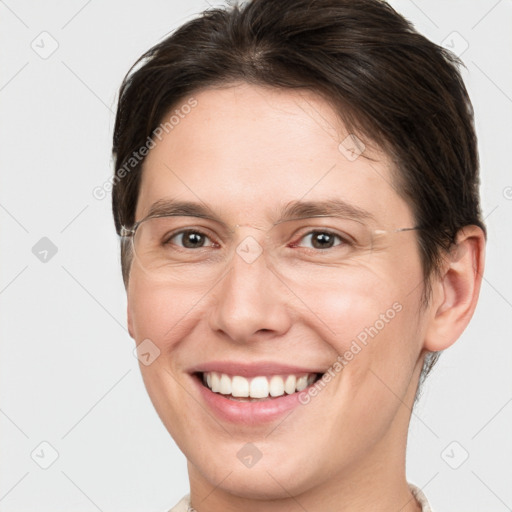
[[199, 371, 321, 401], [188, 362, 327, 425]]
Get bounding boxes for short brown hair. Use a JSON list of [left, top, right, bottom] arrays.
[[112, 0, 486, 381]]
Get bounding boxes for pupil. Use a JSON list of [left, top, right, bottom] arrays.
[[183, 232, 204, 248], [313, 232, 333, 249]]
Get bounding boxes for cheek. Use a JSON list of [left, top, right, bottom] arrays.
[[306, 262, 424, 398], [305, 289, 423, 465], [127, 270, 205, 347], [126, 273, 205, 442], [300, 265, 410, 346]]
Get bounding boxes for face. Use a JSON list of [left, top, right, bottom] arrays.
[[127, 83, 430, 500]]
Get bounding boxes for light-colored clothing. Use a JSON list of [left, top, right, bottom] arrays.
[[409, 483, 433, 511], [168, 482, 433, 511], [167, 494, 190, 512]]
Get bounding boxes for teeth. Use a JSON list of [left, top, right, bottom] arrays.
[[219, 374, 232, 395], [202, 372, 318, 399], [210, 372, 221, 392], [284, 375, 296, 394], [232, 375, 249, 397], [296, 375, 308, 392], [269, 375, 284, 397]]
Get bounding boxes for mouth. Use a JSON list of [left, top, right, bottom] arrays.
[[188, 361, 329, 424], [193, 371, 323, 402]]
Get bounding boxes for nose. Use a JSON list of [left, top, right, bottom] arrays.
[[207, 233, 293, 344]]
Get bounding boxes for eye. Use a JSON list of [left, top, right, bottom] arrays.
[[167, 229, 216, 249], [294, 230, 346, 250]]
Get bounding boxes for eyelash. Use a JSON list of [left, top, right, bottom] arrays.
[[166, 228, 349, 251]]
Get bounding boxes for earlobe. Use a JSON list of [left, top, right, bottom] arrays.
[[423, 225, 486, 352]]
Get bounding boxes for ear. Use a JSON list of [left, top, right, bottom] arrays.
[[423, 225, 486, 352]]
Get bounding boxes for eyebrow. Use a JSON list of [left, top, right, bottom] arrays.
[[143, 197, 375, 226], [275, 198, 375, 224], [145, 199, 228, 226]]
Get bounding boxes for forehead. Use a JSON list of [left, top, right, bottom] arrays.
[[136, 83, 413, 227]]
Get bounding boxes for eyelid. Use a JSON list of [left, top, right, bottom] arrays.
[[146, 215, 230, 239]]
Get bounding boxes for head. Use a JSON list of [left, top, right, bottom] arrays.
[[112, 0, 485, 504]]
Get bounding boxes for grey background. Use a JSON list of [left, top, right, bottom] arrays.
[[0, 0, 511, 510]]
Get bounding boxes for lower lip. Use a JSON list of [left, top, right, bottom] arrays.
[[191, 373, 314, 425]]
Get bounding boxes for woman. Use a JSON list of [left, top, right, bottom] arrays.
[[111, 1, 486, 510]]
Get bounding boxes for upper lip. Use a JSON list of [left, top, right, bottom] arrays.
[[188, 361, 326, 378]]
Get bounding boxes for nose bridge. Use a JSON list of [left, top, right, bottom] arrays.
[[208, 225, 290, 342], [227, 222, 274, 270], [231, 223, 275, 277], [224, 224, 275, 303]]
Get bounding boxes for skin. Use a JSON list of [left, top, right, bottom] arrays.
[[126, 83, 485, 512]]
